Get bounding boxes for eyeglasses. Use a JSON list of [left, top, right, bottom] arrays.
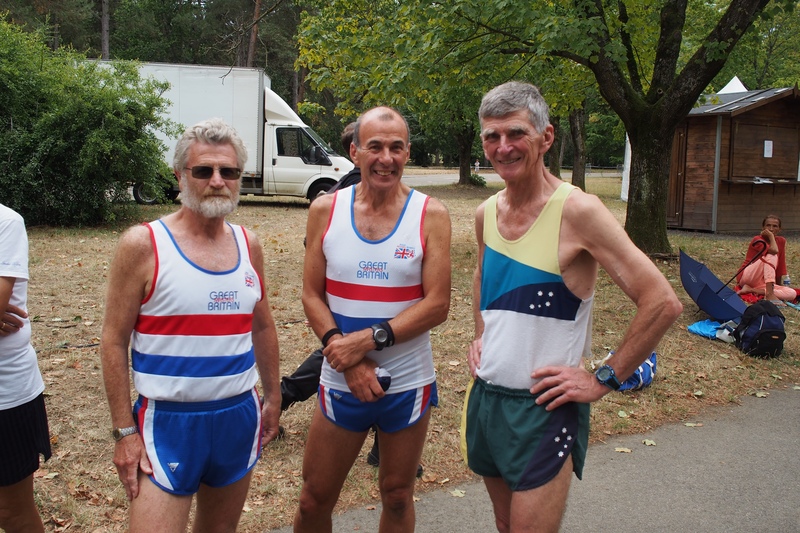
[[184, 166, 242, 180]]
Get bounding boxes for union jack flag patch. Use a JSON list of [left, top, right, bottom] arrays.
[[244, 271, 255, 287], [394, 244, 415, 259]]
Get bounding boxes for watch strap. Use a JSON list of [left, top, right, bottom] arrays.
[[596, 364, 621, 390], [112, 425, 139, 441], [321, 327, 342, 348]]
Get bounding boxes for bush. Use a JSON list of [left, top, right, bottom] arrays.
[[0, 19, 178, 225], [469, 172, 486, 187]]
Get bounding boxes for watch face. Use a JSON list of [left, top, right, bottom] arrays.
[[597, 367, 612, 380], [112, 429, 122, 440], [374, 329, 388, 343]]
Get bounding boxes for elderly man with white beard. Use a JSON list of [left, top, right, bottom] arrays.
[[100, 118, 281, 533]]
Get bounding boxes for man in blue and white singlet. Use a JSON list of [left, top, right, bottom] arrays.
[[294, 107, 451, 533], [462, 82, 683, 532], [101, 118, 281, 532]]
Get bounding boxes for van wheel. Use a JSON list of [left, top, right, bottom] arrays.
[[133, 182, 160, 205], [307, 183, 332, 202]]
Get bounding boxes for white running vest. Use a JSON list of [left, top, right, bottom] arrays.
[[130, 220, 262, 402], [477, 183, 594, 390], [320, 187, 435, 393]]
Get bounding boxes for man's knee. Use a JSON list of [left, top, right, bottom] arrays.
[[379, 483, 415, 515], [297, 484, 338, 518]]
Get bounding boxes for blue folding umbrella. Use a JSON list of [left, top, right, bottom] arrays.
[[679, 249, 747, 322]]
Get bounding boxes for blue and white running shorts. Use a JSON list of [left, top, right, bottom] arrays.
[[318, 382, 438, 433], [133, 388, 262, 495]]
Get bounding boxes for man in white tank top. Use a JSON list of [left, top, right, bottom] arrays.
[[294, 107, 451, 532], [100, 119, 281, 532], [464, 82, 683, 532]]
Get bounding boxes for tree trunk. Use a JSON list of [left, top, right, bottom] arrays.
[[456, 125, 476, 184], [246, 0, 262, 67], [568, 106, 586, 191], [549, 118, 562, 178], [624, 126, 675, 254], [101, 0, 109, 60]]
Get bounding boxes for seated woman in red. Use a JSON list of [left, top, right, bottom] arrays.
[[736, 215, 795, 303]]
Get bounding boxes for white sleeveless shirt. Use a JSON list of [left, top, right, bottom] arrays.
[[130, 220, 262, 402], [320, 187, 434, 393]]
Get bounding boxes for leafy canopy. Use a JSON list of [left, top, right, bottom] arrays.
[[0, 18, 178, 225]]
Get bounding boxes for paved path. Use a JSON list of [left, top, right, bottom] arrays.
[[269, 387, 800, 532]]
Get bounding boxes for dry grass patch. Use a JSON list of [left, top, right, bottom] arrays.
[[25, 175, 799, 531]]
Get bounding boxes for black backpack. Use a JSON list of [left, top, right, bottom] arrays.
[[732, 300, 786, 358]]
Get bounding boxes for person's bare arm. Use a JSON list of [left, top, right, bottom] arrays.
[[468, 201, 487, 378], [0, 278, 21, 338], [532, 192, 683, 409], [1, 302, 26, 336], [761, 228, 779, 255], [245, 229, 282, 444], [100, 225, 154, 500], [302, 194, 345, 349]]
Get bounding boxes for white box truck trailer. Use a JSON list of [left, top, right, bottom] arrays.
[[132, 62, 353, 204]]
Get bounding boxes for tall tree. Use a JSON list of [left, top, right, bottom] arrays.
[[440, 0, 793, 253], [100, 0, 109, 58]]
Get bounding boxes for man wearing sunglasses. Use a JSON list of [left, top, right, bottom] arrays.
[[100, 118, 281, 532]]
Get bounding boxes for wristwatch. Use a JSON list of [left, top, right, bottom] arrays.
[[371, 324, 389, 351], [595, 364, 621, 390], [112, 426, 139, 441]]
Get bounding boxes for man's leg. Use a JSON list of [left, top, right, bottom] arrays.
[[482, 477, 513, 533], [0, 474, 45, 533], [129, 473, 193, 533], [376, 409, 431, 533], [483, 456, 574, 533], [193, 470, 254, 533], [281, 350, 324, 411], [294, 409, 369, 532]]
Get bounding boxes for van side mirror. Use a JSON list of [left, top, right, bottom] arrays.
[[304, 146, 330, 165]]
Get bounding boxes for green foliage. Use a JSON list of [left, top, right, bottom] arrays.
[[711, 1, 800, 89], [0, 0, 97, 52], [0, 20, 177, 225], [469, 173, 486, 187]]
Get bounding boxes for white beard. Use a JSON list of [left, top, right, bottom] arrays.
[[180, 176, 240, 218]]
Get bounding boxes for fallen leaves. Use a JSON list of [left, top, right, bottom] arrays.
[[615, 447, 632, 453], [450, 489, 466, 497], [642, 439, 656, 446]]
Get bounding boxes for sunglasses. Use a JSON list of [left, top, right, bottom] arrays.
[[184, 166, 242, 180]]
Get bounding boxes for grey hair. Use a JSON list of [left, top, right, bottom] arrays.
[[172, 118, 248, 173], [479, 82, 550, 134], [352, 107, 410, 147]]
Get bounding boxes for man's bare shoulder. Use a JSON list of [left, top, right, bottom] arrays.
[[562, 188, 619, 229], [116, 223, 153, 253], [423, 195, 450, 218], [308, 191, 335, 219], [242, 226, 262, 246]]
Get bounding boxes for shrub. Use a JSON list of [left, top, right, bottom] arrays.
[[0, 19, 178, 225], [469, 172, 486, 187]]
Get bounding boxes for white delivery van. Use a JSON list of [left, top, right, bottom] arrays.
[[133, 62, 353, 204]]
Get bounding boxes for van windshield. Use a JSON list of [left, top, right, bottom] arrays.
[[304, 127, 339, 156]]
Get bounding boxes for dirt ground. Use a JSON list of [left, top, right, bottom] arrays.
[[23, 173, 800, 531]]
